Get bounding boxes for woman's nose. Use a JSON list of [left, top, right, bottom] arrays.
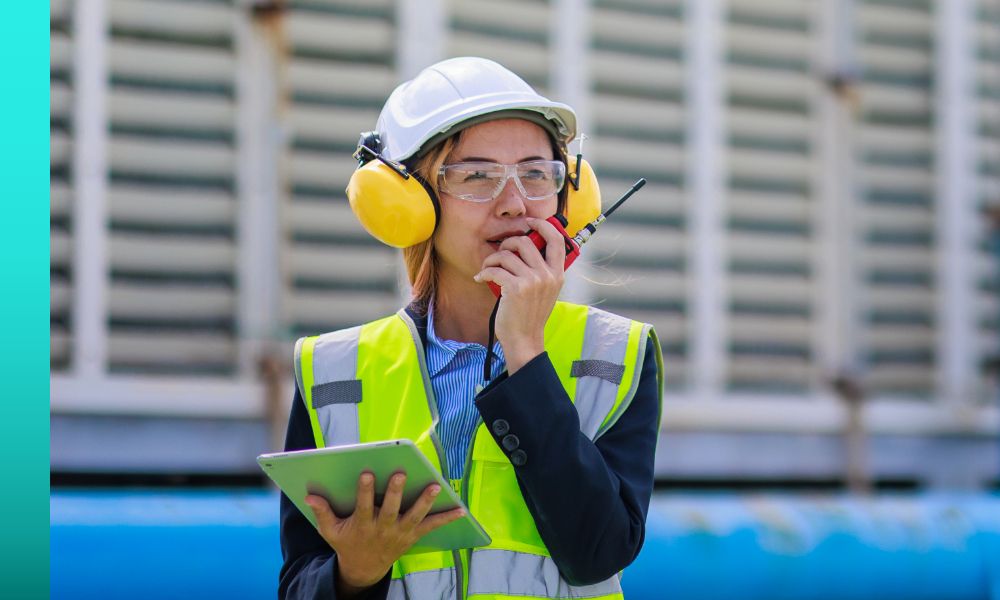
[[495, 177, 527, 217]]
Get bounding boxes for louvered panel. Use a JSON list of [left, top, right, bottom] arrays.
[[287, 200, 369, 238], [729, 316, 812, 344], [728, 148, 812, 182], [109, 39, 234, 85], [724, 0, 817, 392], [289, 58, 395, 103], [288, 149, 357, 196], [973, 0, 1000, 401], [591, 94, 684, 145], [289, 290, 402, 333], [863, 366, 934, 394], [593, 270, 687, 307], [588, 223, 688, 263], [728, 233, 812, 262], [729, 274, 812, 305], [729, 107, 811, 139], [591, 138, 685, 181], [51, 6, 73, 371], [728, 191, 811, 222], [287, 11, 393, 55], [110, 233, 234, 274], [592, 51, 685, 98], [285, 1, 398, 338], [105, 0, 240, 375], [289, 105, 379, 148], [110, 0, 231, 34], [727, 66, 816, 104], [448, 0, 550, 89], [288, 245, 398, 287], [108, 331, 236, 374], [109, 282, 234, 320], [110, 138, 234, 179], [728, 358, 814, 390], [860, 203, 934, 230], [727, 0, 811, 21], [109, 186, 234, 226], [855, 0, 937, 397], [600, 180, 684, 221], [592, 6, 684, 53], [110, 88, 234, 131], [589, 1, 687, 385], [860, 325, 935, 349]]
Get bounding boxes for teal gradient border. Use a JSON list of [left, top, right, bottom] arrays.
[[0, 1, 50, 597]]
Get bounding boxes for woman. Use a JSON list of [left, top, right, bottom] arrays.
[[279, 57, 662, 600]]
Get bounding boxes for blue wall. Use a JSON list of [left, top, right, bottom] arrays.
[[51, 491, 1000, 599]]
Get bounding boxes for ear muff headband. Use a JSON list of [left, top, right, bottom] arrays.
[[347, 153, 602, 249]]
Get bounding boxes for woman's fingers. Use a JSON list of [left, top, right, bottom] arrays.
[[354, 471, 376, 522], [305, 494, 343, 542], [498, 234, 546, 270], [414, 507, 467, 538], [377, 472, 406, 526], [526, 217, 566, 272], [402, 483, 442, 527], [481, 249, 532, 277], [475, 266, 516, 290]]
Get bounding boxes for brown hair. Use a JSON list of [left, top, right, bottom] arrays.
[[401, 128, 569, 314]]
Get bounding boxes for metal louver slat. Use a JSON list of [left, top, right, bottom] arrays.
[[589, 1, 687, 387], [51, 6, 73, 371], [973, 0, 1000, 401], [106, 0, 239, 376], [285, 2, 399, 338], [724, 0, 817, 392], [855, 0, 937, 397], [449, 32, 548, 87], [110, 39, 234, 84], [448, 0, 550, 88]]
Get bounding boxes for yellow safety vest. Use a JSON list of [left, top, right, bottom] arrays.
[[293, 301, 662, 600]]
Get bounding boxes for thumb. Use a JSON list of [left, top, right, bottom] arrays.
[[306, 494, 342, 536]]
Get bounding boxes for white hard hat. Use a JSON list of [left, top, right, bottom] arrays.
[[373, 56, 577, 162]]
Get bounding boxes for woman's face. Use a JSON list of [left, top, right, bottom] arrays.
[[433, 118, 559, 286]]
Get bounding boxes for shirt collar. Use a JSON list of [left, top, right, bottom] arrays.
[[425, 298, 505, 378]]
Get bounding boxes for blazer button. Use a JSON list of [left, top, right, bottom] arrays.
[[501, 434, 520, 452], [510, 449, 527, 467], [492, 419, 510, 436]]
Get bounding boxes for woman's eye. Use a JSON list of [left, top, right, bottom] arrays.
[[523, 169, 547, 180], [463, 170, 489, 182]]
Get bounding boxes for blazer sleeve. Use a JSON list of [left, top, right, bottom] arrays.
[[278, 388, 392, 600], [474, 334, 661, 586]]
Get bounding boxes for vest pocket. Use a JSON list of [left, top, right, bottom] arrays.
[[469, 427, 547, 553]]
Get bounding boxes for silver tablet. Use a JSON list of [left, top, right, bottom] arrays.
[[258, 439, 491, 553]]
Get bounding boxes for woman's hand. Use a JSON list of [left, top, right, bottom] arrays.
[[475, 216, 566, 373], [305, 472, 466, 595]]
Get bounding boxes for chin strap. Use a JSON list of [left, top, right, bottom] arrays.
[[483, 296, 502, 383]]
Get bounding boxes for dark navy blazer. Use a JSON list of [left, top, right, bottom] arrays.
[[279, 305, 661, 599]]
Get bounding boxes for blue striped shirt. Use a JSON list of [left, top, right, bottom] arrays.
[[426, 301, 506, 480]]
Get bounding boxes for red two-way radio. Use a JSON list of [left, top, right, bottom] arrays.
[[487, 178, 647, 298]]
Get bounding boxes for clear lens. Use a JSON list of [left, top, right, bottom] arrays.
[[438, 160, 566, 202]]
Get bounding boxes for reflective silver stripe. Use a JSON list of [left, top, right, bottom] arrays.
[[468, 549, 622, 599], [574, 307, 631, 440], [595, 324, 656, 439], [293, 336, 306, 401], [388, 568, 457, 600], [310, 325, 362, 446]]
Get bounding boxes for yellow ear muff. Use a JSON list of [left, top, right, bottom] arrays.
[[564, 155, 602, 238], [346, 160, 439, 248]]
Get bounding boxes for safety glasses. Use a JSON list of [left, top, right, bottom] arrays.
[[438, 160, 566, 203]]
